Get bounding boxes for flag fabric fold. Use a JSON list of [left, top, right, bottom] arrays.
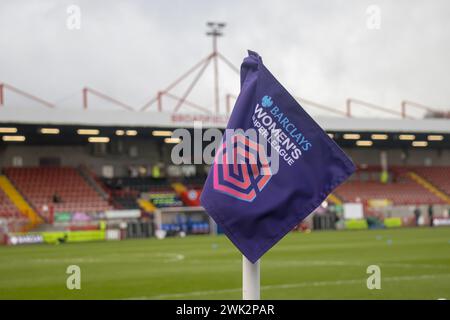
[[200, 50, 355, 263]]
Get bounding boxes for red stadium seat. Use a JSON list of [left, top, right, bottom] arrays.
[[4, 167, 112, 218], [0, 188, 22, 218], [412, 166, 450, 196], [334, 166, 446, 205]]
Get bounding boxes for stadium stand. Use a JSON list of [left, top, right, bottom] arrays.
[[182, 176, 207, 190], [412, 166, 450, 196], [334, 166, 446, 205], [0, 187, 22, 219], [103, 177, 173, 193], [0, 187, 31, 233], [108, 189, 140, 209], [4, 167, 112, 218], [103, 177, 183, 208], [1, 163, 449, 237]]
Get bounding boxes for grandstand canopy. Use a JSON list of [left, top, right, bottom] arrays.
[[1, 107, 450, 132], [0, 108, 449, 148]]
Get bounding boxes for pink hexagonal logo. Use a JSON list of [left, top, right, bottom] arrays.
[[213, 133, 272, 202]]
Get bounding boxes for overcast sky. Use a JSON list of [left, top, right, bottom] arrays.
[[0, 0, 449, 117]]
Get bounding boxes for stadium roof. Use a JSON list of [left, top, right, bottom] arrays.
[[0, 107, 450, 133]]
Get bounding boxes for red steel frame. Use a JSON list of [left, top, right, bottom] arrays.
[[401, 100, 443, 119], [139, 53, 240, 114], [346, 98, 413, 119], [1, 80, 446, 119], [0, 82, 55, 109], [297, 97, 348, 117], [82, 87, 134, 111]]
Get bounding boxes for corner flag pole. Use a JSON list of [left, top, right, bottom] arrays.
[[242, 256, 260, 300]]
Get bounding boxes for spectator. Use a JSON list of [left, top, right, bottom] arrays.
[[52, 192, 61, 204], [414, 206, 421, 226], [428, 205, 434, 227]]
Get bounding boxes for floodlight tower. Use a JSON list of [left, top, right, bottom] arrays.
[[140, 22, 239, 114], [206, 22, 226, 114]]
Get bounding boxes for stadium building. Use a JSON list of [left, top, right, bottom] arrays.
[[0, 84, 449, 246]]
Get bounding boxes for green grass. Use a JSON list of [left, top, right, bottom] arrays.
[[0, 227, 449, 299]]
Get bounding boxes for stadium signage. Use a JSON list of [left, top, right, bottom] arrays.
[[104, 209, 140, 219], [171, 114, 229, 125], [7, 233, 43, 245]]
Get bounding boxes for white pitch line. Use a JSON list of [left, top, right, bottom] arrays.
[[30, 252, 186, 264], [184, 259, 449, 270], [157, 253, 185, 263], [265, 260, 450, 270], [126, 273, 450, 300]]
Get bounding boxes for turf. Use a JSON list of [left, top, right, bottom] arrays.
[[0, 227, 449, 299]]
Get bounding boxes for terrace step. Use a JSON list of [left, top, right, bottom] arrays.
[[0, 175, 42, 226], [327, 193, 342, 205], [138, 198, 156, 212]]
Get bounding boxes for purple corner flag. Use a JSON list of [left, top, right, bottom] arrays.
[[200, 50, 355, 263]]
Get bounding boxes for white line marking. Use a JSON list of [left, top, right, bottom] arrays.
[[155, 253, 185, 263], [22, 253, 186, 265], [185, 259, 449, 270], [126, 273, 450, 300]]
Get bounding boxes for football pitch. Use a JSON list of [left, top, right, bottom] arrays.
[[0, 227, 449, 300]]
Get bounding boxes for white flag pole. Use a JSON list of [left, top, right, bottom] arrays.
[[242, 255, 260, 300]]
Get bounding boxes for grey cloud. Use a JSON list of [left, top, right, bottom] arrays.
[[0, 0, 448, 117]]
